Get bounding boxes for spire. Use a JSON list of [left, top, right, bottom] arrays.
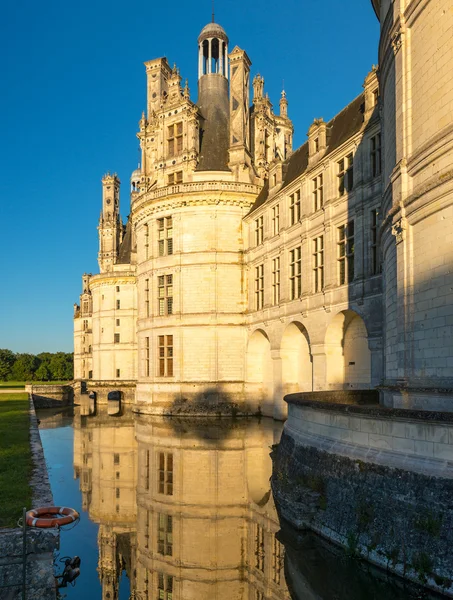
[[212, 0, 215, 23], [280, 88, 288, 118]]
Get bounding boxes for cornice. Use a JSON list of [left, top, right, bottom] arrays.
[[89, 274, 136, 288]]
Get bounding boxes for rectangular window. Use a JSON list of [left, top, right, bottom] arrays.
[[158, 452, 173, 495], [338, 153, 354, 196], [167, 122, 183, 157], [255, 264, 264, 310], [145, 278, 150, 317], [255, 215, 264, 246], [167, 171, 183, 185], [338, 222, 355, 285], [83, 320, 88, 331], [371, 209, 381, 275], [289, 247, 302, 300], [144, 223, 149, 259], [145, 336, 150, 377], [289, 190, 301, 225], [157, 573, 173, 600], [116, 318, 120, 326], [158, 216, 173, 256], [255, 523, 265, 572], [145, 450, 150, 491], [144, 511, 149, 549], [272, 204, 280, 236], [371, 134, 382, 177], [272, 535, 284, 585], [116, 299, 121, 310], [157, 514, 173, 556], [116, 369, 120, 378], [313, 174, 323, 211], [272, 257, 280, 305], [114, 333, 120, 343], [158, 275, 173, 316], [313, 236, 324, 293], [114, 453, 120, 465], [158, 335, 174, 377], [116, 286, 120, 292], [115, 487, 120, 499]]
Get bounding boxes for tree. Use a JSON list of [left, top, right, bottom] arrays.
[[35, 363, 51, 381], [11, 354, 39, 381], [0, 349, 16, 381]]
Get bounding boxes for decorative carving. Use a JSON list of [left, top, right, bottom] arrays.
[[391, 217, 407, 244], [391, 29, 404, 55]]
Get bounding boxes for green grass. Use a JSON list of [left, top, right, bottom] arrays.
[[0, 393, 33, 528], [0, 381, 70, 389]]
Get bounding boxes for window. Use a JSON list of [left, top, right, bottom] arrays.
[[272, 257, 280, 305], [144, 511, 149, 549], [145, 450, 150, 491], [157, 573, 173, 600], [145, 279, 150, 317], [289, 247, 302, 300], [338, 153, 354, 196], [88, 370, 93, 379], [116, 368, 120, 377], [114, 453, 120, 465], [167, 122, 183, 157], [83, 300, 89, 314], [158, 217, 173, 256], [114, 333, 120, 343], [115, 487, 120, 499], [371, 134, 382, 177], [255, 215, 264, 246], [116, 286, 120, 292], [116, 319, 120, 326], [272, 204, 280, 236], [145, 336, 150, 377], [371, 209, 381, 275], [313, 174, 323, 211], [373, 89, 379, 106], [167, 171, 183, 185], [144, 223, 149, 259], [157, 514, 173, 556], [158, 275, 173, 316], [272, 536, 284, 585], [255, 524, 265, 572], [255, 264, 264, 310], [289, 190, 301, 225], [116, 299, 121, 309], [314, 137, 319, 153], [158, 335, 174, 377], [83, 320, 88, 331], [158, 452, 173, 495], [338, 222, 355, 285], [313, 236, 324, 292]]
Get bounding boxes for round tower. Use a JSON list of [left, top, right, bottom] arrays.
[[196, 22, 230, 171]]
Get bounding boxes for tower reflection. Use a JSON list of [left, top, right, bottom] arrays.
[[73, 401, 290, 600]]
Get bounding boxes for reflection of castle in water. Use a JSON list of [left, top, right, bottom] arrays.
[[73, 401, 290, 600]]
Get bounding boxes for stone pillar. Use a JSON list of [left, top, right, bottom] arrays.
[[219, 40, 224, 76], [311, 344, 326, 391], [198, 43, 203, 78], [208, 38, 212, 74]]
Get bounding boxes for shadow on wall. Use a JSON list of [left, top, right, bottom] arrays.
[[169, 386, 261, 418]]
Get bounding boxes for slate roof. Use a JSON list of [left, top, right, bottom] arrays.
[[117, 219, 132, 264], [248, 93, 367, 215]]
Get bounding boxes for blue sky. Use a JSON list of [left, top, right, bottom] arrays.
[[0, 0, 379, 354]]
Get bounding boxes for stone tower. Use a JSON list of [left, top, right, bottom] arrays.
[[98, 173, 122, 273]]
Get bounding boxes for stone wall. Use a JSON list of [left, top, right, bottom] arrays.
[[26, 384, 74, 409], [0, 397, 59, 599], [273, 400, 453, 597]]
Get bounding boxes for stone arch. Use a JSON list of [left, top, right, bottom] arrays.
[[246, 329, 273, 401], [280, 322, 312, 395], [325, 310, 371, 389]]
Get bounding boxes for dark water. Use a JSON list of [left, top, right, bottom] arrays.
[[36, 404, 438, 600]]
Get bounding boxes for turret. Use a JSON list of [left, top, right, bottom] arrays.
[[98, 173, 122, 272], [196, 21, 230, 171]]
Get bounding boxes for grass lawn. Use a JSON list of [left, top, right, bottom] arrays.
[[0, 393, 33, 528], [0, 381, 70, 389]]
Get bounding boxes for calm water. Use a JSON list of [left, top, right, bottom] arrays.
[[37, 402, 435, 600]]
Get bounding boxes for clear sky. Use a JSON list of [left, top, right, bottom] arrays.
[[0, 0, 379, 354]]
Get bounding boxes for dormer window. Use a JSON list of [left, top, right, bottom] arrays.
[[168, 171, 183, 185], [168, 123, 183, 157], [314, 137, 319, 153]]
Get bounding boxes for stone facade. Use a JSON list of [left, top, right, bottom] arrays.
[[74, 2, 453, 415]]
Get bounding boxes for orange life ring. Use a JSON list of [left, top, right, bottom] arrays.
[[26, 506, 80, 528]]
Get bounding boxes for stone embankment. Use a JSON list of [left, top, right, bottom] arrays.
[[26, 384, 74, 409], [272, 391, 453, 597], [0, 397, 59, 599]]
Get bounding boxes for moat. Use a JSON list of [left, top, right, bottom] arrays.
[[37, 402, 440, 600]]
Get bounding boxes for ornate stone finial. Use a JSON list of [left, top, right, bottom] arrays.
[[280, 89, 288, 118], [183, 79, 190, 100]]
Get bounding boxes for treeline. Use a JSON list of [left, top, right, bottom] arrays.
[[0, 349, 73, 382]]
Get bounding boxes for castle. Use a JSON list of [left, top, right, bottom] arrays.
[[74, 0, 453, 418]]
